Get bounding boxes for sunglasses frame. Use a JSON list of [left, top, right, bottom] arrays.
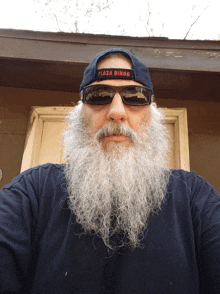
[[80, 84, 152, 106]]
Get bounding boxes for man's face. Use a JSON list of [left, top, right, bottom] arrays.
[[64, 76, 170, 248], [81, 56, 153, 149]]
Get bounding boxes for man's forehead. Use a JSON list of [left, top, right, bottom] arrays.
[[97, 56, 132, 70]]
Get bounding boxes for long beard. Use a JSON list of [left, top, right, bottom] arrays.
[[63, 103, 170, 249]]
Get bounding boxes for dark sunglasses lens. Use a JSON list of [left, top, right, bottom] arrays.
[[83, 86, 114, 105], [122, 86, 151, 105], [83, 85, 151, 105]]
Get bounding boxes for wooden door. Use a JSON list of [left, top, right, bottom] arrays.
[[21, 107, 190, 172]]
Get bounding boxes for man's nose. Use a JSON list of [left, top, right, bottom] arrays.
[[106, 92, 128, 122]]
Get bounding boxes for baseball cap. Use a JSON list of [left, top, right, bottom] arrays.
[[80, 48, 154, 94]]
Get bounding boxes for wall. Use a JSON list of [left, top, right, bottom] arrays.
[[0, 86, 78, 189], [157, 98, 220, 193], [0, 86, 220, 192]]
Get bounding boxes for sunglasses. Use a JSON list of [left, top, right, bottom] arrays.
[[81, 84, 152, 106]]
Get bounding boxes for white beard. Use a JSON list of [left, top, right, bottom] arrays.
[[63, 103, 170, 249]]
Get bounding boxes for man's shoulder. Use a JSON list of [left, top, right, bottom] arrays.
[[170, 168, 197, 177], [22, 163, 63, 173], [168, 169, 220, 200], [22, 163, 64, 176], [2, 163, 64, 190], [170, 168, 207, 185]]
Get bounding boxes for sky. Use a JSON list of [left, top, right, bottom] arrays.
[[0, 0, 219, 40]]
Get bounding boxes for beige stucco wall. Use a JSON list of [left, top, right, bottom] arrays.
[[0, 86, 220, 193]]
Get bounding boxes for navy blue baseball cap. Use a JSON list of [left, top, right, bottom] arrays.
[[80, 48, 154, 95]]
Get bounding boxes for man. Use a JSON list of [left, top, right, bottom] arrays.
[[0, 48, 220, 293]]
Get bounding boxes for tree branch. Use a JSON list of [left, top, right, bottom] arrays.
[[184, 5, 208, 39], [53, 13, 61, 31]]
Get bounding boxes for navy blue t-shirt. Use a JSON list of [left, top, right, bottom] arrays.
[[0, 164, 220, 293]]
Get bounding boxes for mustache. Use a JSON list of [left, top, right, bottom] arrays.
[[95, 123, 137, 143]]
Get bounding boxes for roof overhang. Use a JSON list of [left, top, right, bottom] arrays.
[[0, 29, 220, 102]]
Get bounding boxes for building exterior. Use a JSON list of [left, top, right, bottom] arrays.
[[0, 29, 220, 192]]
